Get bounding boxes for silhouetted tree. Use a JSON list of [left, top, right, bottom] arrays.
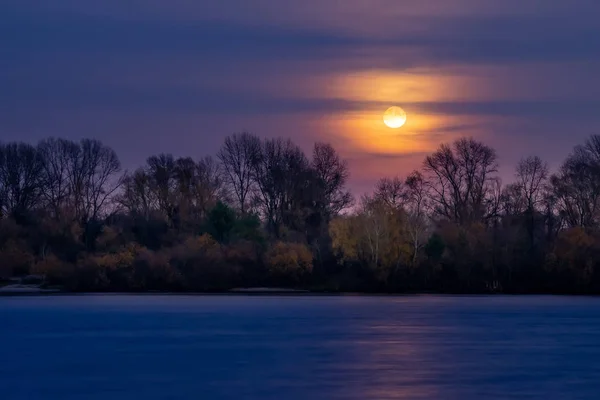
[[3, 132, 600, 294], [68, 139, 122, 223], [516, 156, 549, 213], [118, 168, 156, 219], [424, 137, 499, 225], [551, 136, 600, 228], [195, 156, 226, 217], [146, 154, 178, 223], [405, 171, 430, 265], [312, 142, 353, 218], [251, 138, 292, 237], [218, 132, 260, 214], [38, 138, 73, 219], [0, 142, 44, 220], [514, 156, 549, 247], [374, 176, 405, 209], [63, 139, 122, 249]]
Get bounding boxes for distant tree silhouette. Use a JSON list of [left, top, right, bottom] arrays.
[[3, 133, 600, 294], [218, 132, 260, 214], [0, 142, 44, 220], [424, 138, 498, 225], [312, 142, 353, 218]]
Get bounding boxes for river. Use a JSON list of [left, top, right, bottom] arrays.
[[1, 295, 599, 399]]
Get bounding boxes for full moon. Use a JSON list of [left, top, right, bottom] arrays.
[[383, 106, 407, 129]]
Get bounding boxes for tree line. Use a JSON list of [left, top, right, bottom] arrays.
[[1, 133, 600, 293]]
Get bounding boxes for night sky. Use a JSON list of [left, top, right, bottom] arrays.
[[3, 0, 600, 193]]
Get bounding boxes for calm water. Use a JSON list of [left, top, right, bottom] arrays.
[[1, 295, 600, 399]]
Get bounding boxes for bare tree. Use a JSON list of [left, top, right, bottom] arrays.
[[118, 168, 157, 219], [174, 156, 197, 219], [404, 171, 430, 264], [550, 135, 600, 228], [146, 154, 178, 222], [251, 138, 314, 237], [251, 138, 287, 235], [195, 156, 226, 217], [280, 141, 315, 234], [66, 139, 122, 223], [424, 137, 498, 225], [312, 142, 353, 217], [0, 142, 44, 218], [513, 155, 549, 245], [374, 177, 405, 209], [516, 156, 549, 213], [120, 155, 225, 225], [173, 156, 226, 227], [360, 195, 386, 269], [500, 183, 526, 216], [38, 138, 74, 218], [217, 132, 261, 214]]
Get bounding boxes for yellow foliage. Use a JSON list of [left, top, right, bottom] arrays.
[[168, 233, 243, 290], [93, 243, 141, 270], [555, 227, 595, 256], [166, 234, 224, 275], [550, 227, 598, 283], [330, 200, 412, 279], [329, 216, 360, 261], [135, 247, 182, 287], [182, 234, 221, 257], [170, 233, 225, 271], [32, 255, 73, 281], [265, 242, 313, 279]]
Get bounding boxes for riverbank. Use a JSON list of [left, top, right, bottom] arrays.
[[0, 283, 313, 296], [0, 284, 62, 294]]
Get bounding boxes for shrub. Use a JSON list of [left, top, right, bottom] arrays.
[[169, 234, 239, 291], [95, 226, 122, 252], [224, 240, 259, 266], [75, 243, 141, 291], [133, 248, 182, 290], [265, 242, 313, 284], [549, 227, 599, 288], [224, 239, 265, 286], [31, 254, 74, 284], [0, 239, 34, 278]]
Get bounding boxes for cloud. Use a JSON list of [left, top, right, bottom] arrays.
[[408, 100, 600, 119], [3, 1, 600, 118], [5, 72, 600, 122], [349, 151, 430, 161], [2, 5, 599, 67], [2, 0, 600, 189]]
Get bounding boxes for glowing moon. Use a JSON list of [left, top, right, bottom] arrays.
[[383, 106, 407, 128]]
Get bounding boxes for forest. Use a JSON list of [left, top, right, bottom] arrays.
[[1, 133, 600, 294]]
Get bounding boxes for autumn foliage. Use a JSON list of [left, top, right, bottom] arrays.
[[265, 242, 313, 284], [2, 134, 600, 293]]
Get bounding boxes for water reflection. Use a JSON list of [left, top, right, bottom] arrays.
[[339, 323, 441, 399], [2, 296, 600, 400]]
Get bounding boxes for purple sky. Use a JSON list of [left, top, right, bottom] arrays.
[[2, 0, 600, 193]]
